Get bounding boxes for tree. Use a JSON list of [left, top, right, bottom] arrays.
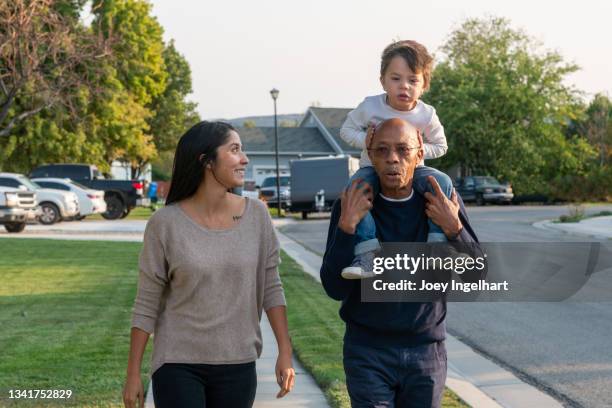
[[83, 72, 154, 177], [553, 93, 612, 201], [92, 0, 166, 106], [580, 94, 611, 167], [424, 17, 595, 195], [148, 41, 200, 181], [0, 0, 109, 138], [148, 41, 200, 154], [92, 0, 168, 177], [0, 0, 200, 179]]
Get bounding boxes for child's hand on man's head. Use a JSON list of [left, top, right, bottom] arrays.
[[366, 123, 376, 149]]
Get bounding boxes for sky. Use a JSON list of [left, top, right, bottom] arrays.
[[147, 0, 612, 120]]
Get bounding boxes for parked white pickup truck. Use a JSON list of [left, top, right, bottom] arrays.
[[0, 186, 40, 233]]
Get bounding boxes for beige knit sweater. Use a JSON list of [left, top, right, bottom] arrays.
[[131, 198, 286, 374]]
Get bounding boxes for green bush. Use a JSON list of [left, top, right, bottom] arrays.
[[551, 165, 612, 202]]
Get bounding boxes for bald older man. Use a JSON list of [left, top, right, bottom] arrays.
[[320, 118, 480, 408]]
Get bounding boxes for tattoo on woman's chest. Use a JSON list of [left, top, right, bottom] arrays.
[[233, 215, 242, 221]]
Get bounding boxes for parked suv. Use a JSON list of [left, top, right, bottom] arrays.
[[0, 173, 79, 224], [0, 186, 39, 233], [454, 176, 514, 205], [30, 164, 149, 220], [259, 176, 291, 209]]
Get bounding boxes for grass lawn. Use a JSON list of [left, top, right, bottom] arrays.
[[0, 239, 149, 407], [279, 250, 470, 408]]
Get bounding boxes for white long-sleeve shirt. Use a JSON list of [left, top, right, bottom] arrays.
[[340, 94, 447, 168]]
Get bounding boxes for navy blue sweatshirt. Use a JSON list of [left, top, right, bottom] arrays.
[[320, 191, 480, 347]]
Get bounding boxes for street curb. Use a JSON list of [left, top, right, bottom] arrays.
[[276, 229, 564, 408], [532, 219, 611, 240]]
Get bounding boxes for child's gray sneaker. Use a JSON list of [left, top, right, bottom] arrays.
[[341, 250, 378, 279]]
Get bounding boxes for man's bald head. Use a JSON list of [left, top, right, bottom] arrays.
[[371, 118, 420, 148]]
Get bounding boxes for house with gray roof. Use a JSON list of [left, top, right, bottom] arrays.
[[299, 107, 360, 156], [239, 106, 359, 186]]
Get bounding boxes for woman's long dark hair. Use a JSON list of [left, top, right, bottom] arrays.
[[165, 121, 236, 206]]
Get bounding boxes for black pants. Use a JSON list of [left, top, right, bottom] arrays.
[[152, 362, 257, 408]]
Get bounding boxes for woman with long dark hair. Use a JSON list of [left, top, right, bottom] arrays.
[[122, 121, 295, 408]]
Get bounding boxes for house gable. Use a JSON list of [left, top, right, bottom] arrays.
[[300, 107, 360, 156]]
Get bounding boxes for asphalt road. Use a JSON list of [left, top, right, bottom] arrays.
[[278, 204, 612, 408]]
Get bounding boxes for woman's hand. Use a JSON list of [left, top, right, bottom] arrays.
[[275, 351, 295, 398], [123, 373, 145, 408]]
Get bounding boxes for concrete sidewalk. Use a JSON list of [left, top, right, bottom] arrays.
[[276, 230, 563, 408], [534, 215, 612, 240]]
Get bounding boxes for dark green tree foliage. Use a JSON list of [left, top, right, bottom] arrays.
[[424, 17, 596, 195], [149, 40, 200, 154], [553, 94, 612, 201], [580, 94, 611, 166], [148, 41, 201, 180]]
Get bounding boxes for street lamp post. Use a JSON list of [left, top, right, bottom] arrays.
[[270, 88, 281, 217]]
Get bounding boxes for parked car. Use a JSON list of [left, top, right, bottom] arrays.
[[0, 173, 79, 225], [259, 176, 291, 209], [454, 176, 514, 205], [290, 155, 359, 219], [32, 178, 107, 220], [0, 186, 40, 233], [30, 164, 149, 220], [239, 180, 260, 200]]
